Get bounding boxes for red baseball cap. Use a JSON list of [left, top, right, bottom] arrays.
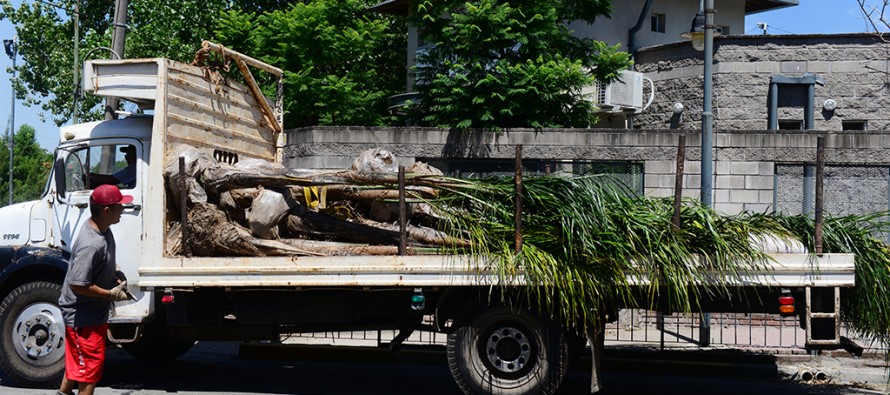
[[90, 184, 134, 205]]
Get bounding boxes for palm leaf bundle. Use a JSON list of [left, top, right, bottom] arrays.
[[424, 174, 791, 330]]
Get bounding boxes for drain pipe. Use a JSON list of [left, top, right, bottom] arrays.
[[628, 0, 654, 58]]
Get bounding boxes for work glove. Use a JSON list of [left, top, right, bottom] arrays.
[[108, 281, 130, 302]]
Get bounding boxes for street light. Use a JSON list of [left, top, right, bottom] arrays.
[[682, 0, 718, 348], [3, 36, 16, 206], [680, 1, 719, 208]]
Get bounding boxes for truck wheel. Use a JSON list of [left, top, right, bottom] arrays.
[[0, 281, 65, 388], [122, 326, 194, 362], [447, 305, 568, 395]]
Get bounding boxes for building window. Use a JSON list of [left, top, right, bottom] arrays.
[[842, 120, 867, 130], [716, 25, 729, 35], [650, 14, 665, 33], [778, 120, 803, 130]]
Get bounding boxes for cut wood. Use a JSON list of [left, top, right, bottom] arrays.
[[187, 202, 265, 256], [356, 217, 471, 248]]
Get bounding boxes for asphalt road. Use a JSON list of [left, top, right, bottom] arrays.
[[0, 341, 883, 395]]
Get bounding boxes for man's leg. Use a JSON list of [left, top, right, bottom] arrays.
[[78, 381, 98, 395], [58, 376, 75, 395]]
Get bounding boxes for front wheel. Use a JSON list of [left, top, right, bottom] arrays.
[[0, 281, 66, 388], [447, 305, 568, 395]]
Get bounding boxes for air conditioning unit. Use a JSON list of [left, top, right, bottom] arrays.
[[583, 70, 645, 112]]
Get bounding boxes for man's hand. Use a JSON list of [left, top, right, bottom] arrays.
[[108, 281, 130, 301]]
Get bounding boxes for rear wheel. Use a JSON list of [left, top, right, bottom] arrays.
[[447, 305, 568, 395], [0, 281, 65, 388]]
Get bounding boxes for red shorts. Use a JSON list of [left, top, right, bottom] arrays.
[[64, 324, 107, 383]]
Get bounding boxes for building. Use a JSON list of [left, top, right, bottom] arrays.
[[369, 0, 798, 93], [634, 33, 890, 132], [288, 1, 890, 220]]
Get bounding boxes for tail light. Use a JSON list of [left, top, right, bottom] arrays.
[[778, 290, 795, 315], [161, 288, 175, 304]]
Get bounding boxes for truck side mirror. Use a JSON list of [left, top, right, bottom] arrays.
[[53, 158, 66, 198]]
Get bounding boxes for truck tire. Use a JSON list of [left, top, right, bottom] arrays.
[[121, 326, 194, 362], [0, 281, 65, 388], [447, 305, 568, 395]]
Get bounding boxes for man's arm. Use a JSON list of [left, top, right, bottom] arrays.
[[69, 283, 114, 300]]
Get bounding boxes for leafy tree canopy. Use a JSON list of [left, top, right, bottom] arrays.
[[0, 0, 405, 129], [0, 0, 238, 126], [410, 0, 631, 129], [0, 124, 53, 206], [214, 0, 406, 127]]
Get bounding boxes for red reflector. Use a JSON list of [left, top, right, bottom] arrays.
[[778, 296, 794, 305], [779, 305, 795, 314], [161, 294, 175, 304]]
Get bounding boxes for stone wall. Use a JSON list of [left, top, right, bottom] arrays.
[[633, 34, 890, 132], [285, 127, 890, 215]]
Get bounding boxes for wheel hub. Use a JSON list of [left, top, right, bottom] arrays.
[[485, 326, 531, 374], [13, 303, 65, 364]]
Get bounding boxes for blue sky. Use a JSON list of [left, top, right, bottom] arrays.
[[743, 1, 868, 35], [0, 0, 879, 151]]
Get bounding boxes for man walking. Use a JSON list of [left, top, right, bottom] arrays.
[[57, 184, 133, 395]]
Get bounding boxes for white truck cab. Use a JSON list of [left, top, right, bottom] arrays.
[[0, 116, 154, 387]]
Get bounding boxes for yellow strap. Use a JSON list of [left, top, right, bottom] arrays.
[[303, 186, 319, 209]]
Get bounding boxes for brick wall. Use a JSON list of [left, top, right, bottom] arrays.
[[286, 127, 890, 215]]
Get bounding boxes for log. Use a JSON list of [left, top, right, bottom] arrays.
[[203, 169, 463, 193], [288, 185, 435, 201], [356, 218, 471, 248], [187, 202, 265, 256], [287, 207, 402, 245]]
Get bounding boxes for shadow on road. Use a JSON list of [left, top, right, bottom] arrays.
[[0, 342, 881, 394]]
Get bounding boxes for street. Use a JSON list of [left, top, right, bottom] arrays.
[[0, 341, 884, 395]]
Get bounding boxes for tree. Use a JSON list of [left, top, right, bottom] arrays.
[[0, 0, 280, 126], [858, 0, 890, 40], [410, 0, 631, 129], [0, 124, 53, 206], [213, 0, 406, 127], [0, 0, 405, 129]]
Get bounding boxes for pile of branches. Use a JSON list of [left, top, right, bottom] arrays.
[[164, 146, 469, 257]]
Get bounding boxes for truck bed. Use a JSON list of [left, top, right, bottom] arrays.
[[136, 253, 855, 288]]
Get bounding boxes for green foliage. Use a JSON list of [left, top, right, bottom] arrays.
[[426, 175, 780, 330], [0, 0, 293, 126], [426, 175, 890, 344], [410, 0, 631, 130], [1, 0, 405, 128], [0, 124, 53, 206], [213, 0, 406, 127]]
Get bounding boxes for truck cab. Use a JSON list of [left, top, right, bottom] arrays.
[[0, 116, 153, 387], [0, 48, 286, 388]]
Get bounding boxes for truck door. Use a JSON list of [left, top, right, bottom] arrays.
[[52, 139, 144, 285]]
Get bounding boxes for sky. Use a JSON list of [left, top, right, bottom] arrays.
[[0, 0, 879, 152]]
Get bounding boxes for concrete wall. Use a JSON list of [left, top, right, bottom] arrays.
[[633, 34, 890, 131], [285, 127, 890, 215]]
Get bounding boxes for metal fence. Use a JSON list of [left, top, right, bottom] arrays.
[[282, 310, 888, 354]]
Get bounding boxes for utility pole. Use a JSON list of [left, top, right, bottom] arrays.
[[73, 1, 79, 123], [4, 36, 17, 205], [106, 0, 128, 121]]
